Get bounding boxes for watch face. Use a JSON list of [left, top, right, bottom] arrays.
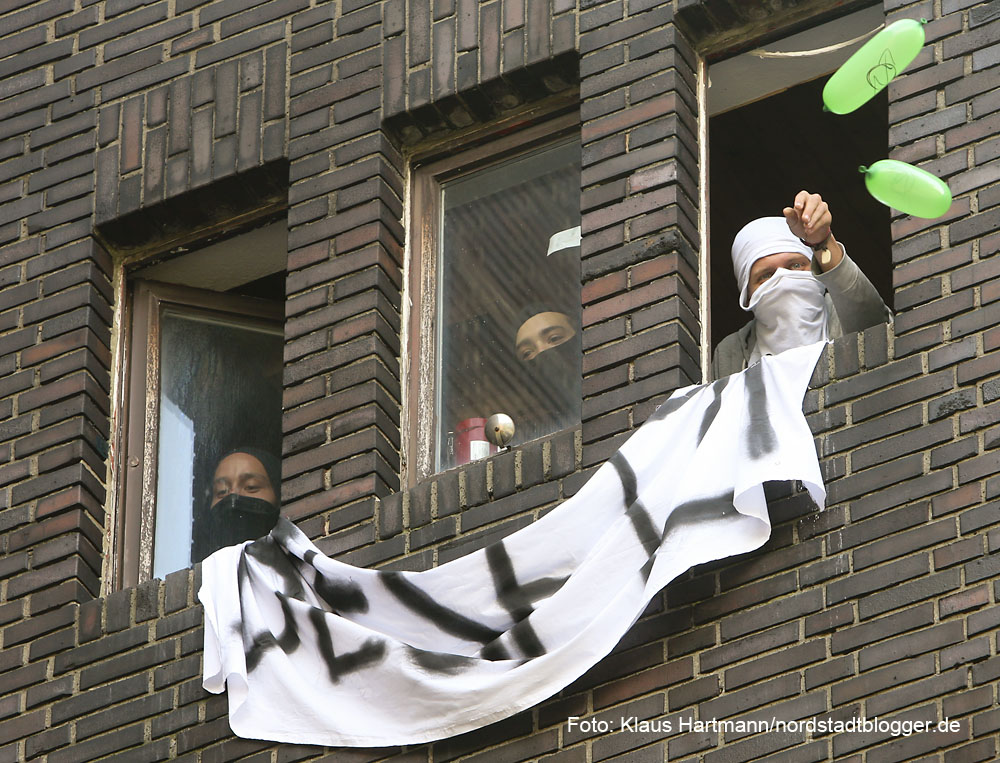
[[818, 247, 832, 267]]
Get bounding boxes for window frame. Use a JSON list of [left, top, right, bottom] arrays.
[[114, 279, 283, 589], [404, 110, 581, 487], [702, 6, 892, 376]]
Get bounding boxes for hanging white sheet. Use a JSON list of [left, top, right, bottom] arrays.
[[200, 341, 826, 747]]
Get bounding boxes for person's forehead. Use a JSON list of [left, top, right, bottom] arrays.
[[517, 312, 570, 342], [214, 452, 267, 479]]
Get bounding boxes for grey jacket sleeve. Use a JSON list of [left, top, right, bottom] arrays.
[[812, 245, 891, 334]]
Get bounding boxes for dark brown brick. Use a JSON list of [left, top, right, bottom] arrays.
[[720, 588, 824, 641], [77, 640, 176, 690], [827, 452, 926, 506], [221, 0, 308, 39], [823, 404, 922, 457], [48, 722, 146, 763], [665, 674, 719, 712], [699, 623, 797, 673], [0, 25, 46, 63], [76, 690, 174, 741], [825, 356, 923, 406], [196, 21, 286, 68], [831, 601, 935, 654], [866, 666, 967, 718], [853, 370, 954, 422], [827, 553, 929, 606], [859, 567, 961, 619], [9, 504, 101, 554], [833, 653, 936, 707], [725, 640, 826, 690], [105, 16, 192, 61], [804, 654, 854, 691]]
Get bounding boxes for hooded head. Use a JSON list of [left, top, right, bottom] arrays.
[[732, 217, 814, 309]]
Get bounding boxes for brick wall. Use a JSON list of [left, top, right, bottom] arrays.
[[1, 0, 998, 761]]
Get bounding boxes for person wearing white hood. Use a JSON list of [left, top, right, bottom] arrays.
[[712, 191, 891, 379]]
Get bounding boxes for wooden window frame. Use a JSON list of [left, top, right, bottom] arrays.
[[404, 110, 581, 487], [112, 279, 282, 589]]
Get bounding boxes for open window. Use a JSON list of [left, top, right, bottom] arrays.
[[707, 5, 893, 358], [115, 221, 286, 588], [406, 113, 581, 485]]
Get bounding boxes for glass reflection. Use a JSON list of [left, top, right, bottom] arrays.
[[437, 139, 582, 472], [153, 308, 283, 577]]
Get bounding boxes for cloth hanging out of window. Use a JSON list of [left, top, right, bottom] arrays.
[[199, 341, 827, 748]]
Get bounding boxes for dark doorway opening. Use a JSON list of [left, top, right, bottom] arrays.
[[709, 75, 891, 355]]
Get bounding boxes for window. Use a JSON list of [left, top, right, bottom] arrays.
[[706, 6, 893, 359], [114, 222, 286, 588], [406, 114, 581, 484]]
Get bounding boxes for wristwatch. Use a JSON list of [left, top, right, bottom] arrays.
[[801, 233, 833, 268]]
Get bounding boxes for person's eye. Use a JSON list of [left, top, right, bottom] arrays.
[[545, 332, 565, 345]]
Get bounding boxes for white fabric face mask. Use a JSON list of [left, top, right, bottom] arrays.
[[746, 268, 828, 363]]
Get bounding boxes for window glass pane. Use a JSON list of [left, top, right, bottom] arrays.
[[153, 308, 283, 577], [436, 139, 581, 472]]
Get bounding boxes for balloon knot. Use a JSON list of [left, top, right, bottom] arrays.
[[858, 165, 868, 173]]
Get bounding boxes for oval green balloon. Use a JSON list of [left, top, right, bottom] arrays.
[[823, 18, 926, 114], [860, 160, 952, 218]]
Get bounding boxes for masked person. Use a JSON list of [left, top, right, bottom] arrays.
[[712, 191, 890, 379], [510, 295, 582, 444], [499, 230, 579, 446], [191, 448, 281, 562], [515, 307, 576, 362]]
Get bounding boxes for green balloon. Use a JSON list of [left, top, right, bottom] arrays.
[[860, 160, 952, 219], [823, 18, 926, 114]]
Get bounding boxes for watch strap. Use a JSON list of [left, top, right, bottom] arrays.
[[800, 232, 833, 268]]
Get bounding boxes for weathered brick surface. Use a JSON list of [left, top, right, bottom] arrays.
[[1, 0, 998, 761]]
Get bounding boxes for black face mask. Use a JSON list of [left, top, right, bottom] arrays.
[[515, 334, 582, 442], [196, 494, 280, 559]]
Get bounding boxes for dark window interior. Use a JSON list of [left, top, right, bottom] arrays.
[[709, 75, 891, 353], [230, 270, 287, 300]]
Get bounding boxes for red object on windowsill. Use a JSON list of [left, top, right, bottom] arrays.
[[453, 418, 497, 465]]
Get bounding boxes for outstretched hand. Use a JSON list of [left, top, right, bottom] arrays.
[[783, 191, 832, 246]]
